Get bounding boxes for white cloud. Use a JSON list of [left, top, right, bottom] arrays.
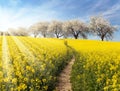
[[90, 0, 109, 12], [102, 4, 120, 16]]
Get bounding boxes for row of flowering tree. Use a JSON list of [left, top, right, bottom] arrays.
[[5, 15, 118, 41], [29, 19, 88, 39]]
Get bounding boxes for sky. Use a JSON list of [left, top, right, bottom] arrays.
[[0, 0, 120, 41]]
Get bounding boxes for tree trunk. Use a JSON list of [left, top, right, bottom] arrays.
[[101, 35, 104, 41], [56, 35, 59, 38], [43, 34, 46, 38], [55, 34, 59, 38], [34, 35, 37, 38], [74, 35, 78, 39]]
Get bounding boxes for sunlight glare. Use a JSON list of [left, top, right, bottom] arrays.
[[11, 36, 35, 63]]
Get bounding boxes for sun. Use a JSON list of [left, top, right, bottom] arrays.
[[0, 19, 12, 31], [0, 10, 17, 32]]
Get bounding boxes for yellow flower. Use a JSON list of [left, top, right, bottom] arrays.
[[42, 79, 46, 83], [12, 78, 17, 83], [44, 86, 48, 90]]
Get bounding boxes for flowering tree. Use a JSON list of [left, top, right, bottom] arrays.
[[16, 27, 28, 36], [48, 21, 63, 38], [89, 16, 117, 41], [8, 28, 28, 36], [63, 19, 88, 39], [37, 22, 49, 37], [29, 24, 40, 37]]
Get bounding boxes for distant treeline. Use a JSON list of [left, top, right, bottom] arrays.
[[1, 15, 118, 41]]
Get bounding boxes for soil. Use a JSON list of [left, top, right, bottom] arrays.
[[55, 57, 75, 91]]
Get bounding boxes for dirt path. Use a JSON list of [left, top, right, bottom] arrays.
[[56, 57, 75, 91]]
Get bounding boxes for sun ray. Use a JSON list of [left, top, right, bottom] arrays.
[[2, 34, 16, 90], [2, 35, 12, 78], [2, 35, 10, 69], [11, 36, 35, 63]]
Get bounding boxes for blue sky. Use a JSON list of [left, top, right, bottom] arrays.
[[0, 0, 120, 41]]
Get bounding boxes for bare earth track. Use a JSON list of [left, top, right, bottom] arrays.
[[56, 57, 75, 91]]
